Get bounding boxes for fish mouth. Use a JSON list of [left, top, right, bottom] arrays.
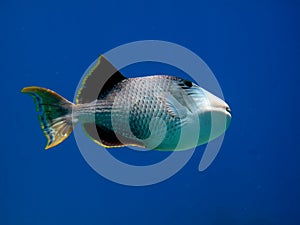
[[224, 106, 232, 118], [199, 88, 232, 118], [225, 106, 231, 114], [207, 106, 232, 118], [198, 92, 232, 133]]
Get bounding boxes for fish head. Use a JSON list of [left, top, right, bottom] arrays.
[[180, 80, 231, 144]]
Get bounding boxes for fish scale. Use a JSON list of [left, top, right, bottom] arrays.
[[87, 76, 196, 150], [22, 56, 231, 150]]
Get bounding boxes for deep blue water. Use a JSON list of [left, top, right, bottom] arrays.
[[1, 0, 300, 224]]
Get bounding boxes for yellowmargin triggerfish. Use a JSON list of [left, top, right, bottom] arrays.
[[22, 56, 231, 150]]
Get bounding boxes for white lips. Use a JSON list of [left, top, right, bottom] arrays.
[[201, 88, 231, 117]]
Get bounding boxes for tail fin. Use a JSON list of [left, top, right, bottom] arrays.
[[21, 86, 75, 149]]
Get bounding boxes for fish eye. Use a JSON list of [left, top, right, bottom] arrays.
[[184, 80, 193, 88]]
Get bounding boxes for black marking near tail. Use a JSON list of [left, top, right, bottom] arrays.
[[82, 123, 125, 147], [82, 123, 145, 148]]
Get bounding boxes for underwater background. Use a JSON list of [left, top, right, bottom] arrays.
[[1, 0, 299, 224]]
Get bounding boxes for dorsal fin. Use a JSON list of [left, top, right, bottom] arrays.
[[76, 55, 126, 104]]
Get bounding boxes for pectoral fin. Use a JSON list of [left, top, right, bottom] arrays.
[[162, 92, 189, 118]]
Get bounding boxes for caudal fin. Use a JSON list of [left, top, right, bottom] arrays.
[[22, 86, 75, 149]]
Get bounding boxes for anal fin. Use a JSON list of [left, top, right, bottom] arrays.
[[82, 123, 125, 148]]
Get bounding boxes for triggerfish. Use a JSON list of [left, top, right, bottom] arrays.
[[22, 56, 231, 150]]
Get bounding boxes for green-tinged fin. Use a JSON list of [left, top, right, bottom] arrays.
[[76, 55, 126, 104], [21, 87, 74, 149]]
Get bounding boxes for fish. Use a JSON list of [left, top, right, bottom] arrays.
[[22, 56, 231, 150]]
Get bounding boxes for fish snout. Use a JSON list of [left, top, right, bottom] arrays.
[[201, 88, 231, 117], [197, 88, 232, 140], [225, 106, 231, 114]]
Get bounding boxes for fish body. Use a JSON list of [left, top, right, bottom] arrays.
[[22, 56, 231, 150]]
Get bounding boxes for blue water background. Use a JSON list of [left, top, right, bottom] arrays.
[[0, 1, 299, 224]]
